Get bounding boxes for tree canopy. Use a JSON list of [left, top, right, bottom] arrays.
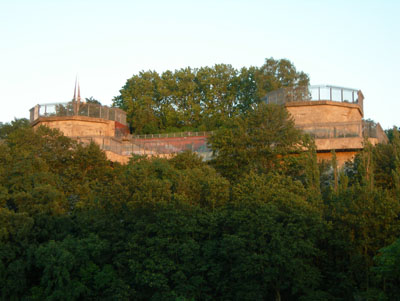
[[0, 57, 399, 299], [113, 58, 309, 134]]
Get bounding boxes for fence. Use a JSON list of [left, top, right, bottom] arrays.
[[264, 85, 363, 113], [75, 135, 214, 160], [363, 121, 388, 143], [296, 120, 387, 143], [30, 102, 127, 125], [132, 131, 212, 139]]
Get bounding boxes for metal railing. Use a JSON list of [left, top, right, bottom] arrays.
[[296, 120, 387, 143], [75, 135, 214, 160], [74, 119, 387, 161], [29, 102, 127, 125], [132, 131, 212, 139], [363, 121, 388, 143], [264, 85, 364, 113]]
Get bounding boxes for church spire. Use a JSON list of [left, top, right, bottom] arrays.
[[73, 76, 81, 115]]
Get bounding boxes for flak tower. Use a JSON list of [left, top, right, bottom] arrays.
[[264, 85, 388, 166], [29, 81, 129, 162]]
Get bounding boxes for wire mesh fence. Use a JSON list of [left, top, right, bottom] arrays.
[[263, 85, 363, 113], [296, 120, 387, 143], [30, 102, 127, 125], [132, 131, 212, 139], [75, 135, 214, 160]]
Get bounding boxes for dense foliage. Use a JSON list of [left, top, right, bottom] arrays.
[[1, 58, 399, 299], [1, 115, 399, 300], [112, 58, 309, 134]]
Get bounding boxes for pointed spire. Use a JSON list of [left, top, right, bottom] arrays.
[[73, 75, 81, 115], [77, 81, 81, 103], [73, 76, 77, 102], [77, 80, 81, 112]]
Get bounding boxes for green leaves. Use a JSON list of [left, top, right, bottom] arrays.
[[1, 101, 399, 299], [374, 238, 400, 299], [209, 102, 304, 182], [113, 58, 309, 134]]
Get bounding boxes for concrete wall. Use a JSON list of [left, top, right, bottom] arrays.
[[316, 151, 358, 167], [32, 116, 116, 137], [104, 151, 130, 164], [286, 101, 363, 125]]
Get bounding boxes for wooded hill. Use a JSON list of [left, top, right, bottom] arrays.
[[1, 58, 399, 300], [1, 105, 399, 299]]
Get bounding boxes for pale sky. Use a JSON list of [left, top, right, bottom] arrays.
[[1, 0, 399, 129]]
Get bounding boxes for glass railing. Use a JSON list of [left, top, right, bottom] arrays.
[[309, 85, 360, 103], [264, 85, 364, 112]]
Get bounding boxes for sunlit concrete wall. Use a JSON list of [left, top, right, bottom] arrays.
[[31, 116, 116, 137], [286, 101, 363, 125]]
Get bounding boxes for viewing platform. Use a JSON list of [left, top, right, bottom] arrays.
[[263, 84, 387, 165], [29, 101, 129, 138], [30, 102, 127, 125], [264, 85, 364, 115], [29, 101, 213, 163]]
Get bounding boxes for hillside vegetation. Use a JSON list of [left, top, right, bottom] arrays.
[[1, 105, 400, 299]]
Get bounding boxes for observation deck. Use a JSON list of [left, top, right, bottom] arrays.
[[264, 85, 364, 115], [30, 101, 129, 139], [29, 101, 212, 163], [30, 102, 127, 125], [264, 85, 387, 164]]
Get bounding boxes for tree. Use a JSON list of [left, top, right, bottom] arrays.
[[255, 57, 309, 99], [209, 102, 304, 182], [214, 172, 327, 300], [85, 97, 101, 105], [374, 238, 400, 299], [112, 58, 310, 134], [0, 118, 30, 139]]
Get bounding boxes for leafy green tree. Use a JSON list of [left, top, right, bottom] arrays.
[[113, 58, 309, 134], [384, 126, 399, 143], [209, 102, 304, 182], [255, 57, 309, 99], [214, 172, 328, 300], [85, 97, 101, 105], [320, 143, 400, 296], [0, 118, 30, 139], [374, 238, 400, 299]]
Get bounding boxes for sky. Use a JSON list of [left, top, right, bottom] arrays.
[[0, 0, 399, 129]]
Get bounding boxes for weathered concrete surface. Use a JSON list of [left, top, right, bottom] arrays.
[[314, 137, 362, 151], [104, 151, 130, 164], [32, 116, 115, 137], [286, 101, 363, 124], [316, 151, 359, 167]]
